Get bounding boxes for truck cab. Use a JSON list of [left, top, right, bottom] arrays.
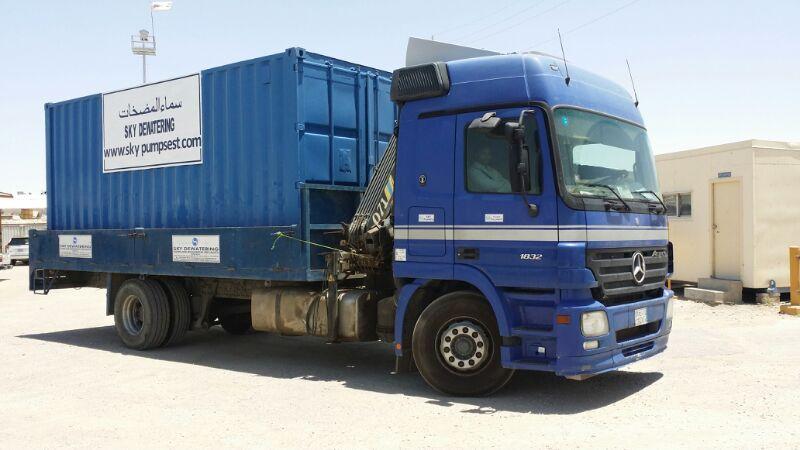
[[388, 52, 673, 389]]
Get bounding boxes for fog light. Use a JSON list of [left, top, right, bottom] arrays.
[[583, 340, 599, 350], [581, 311, 609, 337], [666, 297, 675, 321]]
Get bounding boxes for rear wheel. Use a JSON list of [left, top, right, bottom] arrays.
[[9, 260, 15, 266], [158, 279, 192, 347], [113, 279, 171, 350], [412, 291, 514, 396]]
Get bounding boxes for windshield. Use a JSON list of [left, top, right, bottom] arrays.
[[9, 238, 28, 246], [554, 108, 660, 202]]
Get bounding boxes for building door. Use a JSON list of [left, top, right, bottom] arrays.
[[713, 181, 741, 280]]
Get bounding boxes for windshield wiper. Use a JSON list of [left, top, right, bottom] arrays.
[[633, 189, 667, 214], [576, 183, 631, 211]]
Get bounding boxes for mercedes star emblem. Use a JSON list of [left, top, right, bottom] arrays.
[[631, 251, 647, 285]]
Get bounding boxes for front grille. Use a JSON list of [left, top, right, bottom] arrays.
[[616, 320, 661, 343], [587, 246, 668, 305]]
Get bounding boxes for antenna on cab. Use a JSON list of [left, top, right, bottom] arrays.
[[557, 28, 571, 86], [626, 59, 640, 107]]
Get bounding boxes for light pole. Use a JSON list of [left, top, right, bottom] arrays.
[[131, 1, 172, 84], [131, 29, 156, 84]]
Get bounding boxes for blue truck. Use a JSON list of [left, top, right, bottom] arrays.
[[30, 44, 673, 396]]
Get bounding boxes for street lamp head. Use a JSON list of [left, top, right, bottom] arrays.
[[139, 29, 150, 41]]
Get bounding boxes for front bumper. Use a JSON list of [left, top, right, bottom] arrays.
[[503, 289, 673, 376]]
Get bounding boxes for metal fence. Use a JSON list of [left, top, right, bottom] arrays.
[[2, 221, 47, 249]]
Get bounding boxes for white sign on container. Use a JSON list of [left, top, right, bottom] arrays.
[[172, 235, 220, 264], [102, 74, 202, 173], [58, 235, 93, 259]]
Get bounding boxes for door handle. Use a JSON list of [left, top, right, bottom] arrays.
[[457, 248, 479, 260]]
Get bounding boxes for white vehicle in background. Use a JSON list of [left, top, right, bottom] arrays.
[[6, 237, 30, 265]]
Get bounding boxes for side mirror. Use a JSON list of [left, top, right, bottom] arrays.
[[512, 110, 540, 216], [468, 112, 503, 135], [511, 110, 538, 187]]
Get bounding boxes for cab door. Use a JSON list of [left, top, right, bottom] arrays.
[[392, 113, 456, 280], [453, 107, 559, 288]]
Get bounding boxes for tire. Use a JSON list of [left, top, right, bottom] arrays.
[[158, 279, 192, 347], [220, 313, 253, 335], [412, 291, 514, 396], [113, 278, 171, 350], [9, 260, 16, 266]]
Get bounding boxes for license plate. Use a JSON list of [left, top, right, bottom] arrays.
[[634, 308, 648, 326]]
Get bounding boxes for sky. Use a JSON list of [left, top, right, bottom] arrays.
[[1, 0, 798, 192]]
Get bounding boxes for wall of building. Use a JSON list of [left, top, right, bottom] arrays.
[[751, 143, 800, 288], [656, 141, 756, 286]]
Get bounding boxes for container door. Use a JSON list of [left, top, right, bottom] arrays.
[[713, 180, 742, 280], [453, 107, 559, 288]]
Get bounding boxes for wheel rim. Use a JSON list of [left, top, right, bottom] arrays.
[[438, 319, 490, 373], [121, 294, 144, 335]]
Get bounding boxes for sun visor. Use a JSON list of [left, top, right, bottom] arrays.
[[405, 37, 501, 67]]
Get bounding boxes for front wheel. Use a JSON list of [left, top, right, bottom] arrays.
[[412, 291, 514, 396]]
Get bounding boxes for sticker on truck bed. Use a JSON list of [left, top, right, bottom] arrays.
[[172, 235, 220, 263], [102, 74, 202, 173], [58, 235, 92, 259]]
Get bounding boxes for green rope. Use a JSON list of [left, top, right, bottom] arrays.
[[270, 231, 355, 255]]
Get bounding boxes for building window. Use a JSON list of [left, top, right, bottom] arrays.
[[664, 192, 691, 217]]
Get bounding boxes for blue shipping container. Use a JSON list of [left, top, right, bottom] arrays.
[[45, 47, 395, 230], [38, 47, 396, 280]]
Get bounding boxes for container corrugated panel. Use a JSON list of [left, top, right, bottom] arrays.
[[45, 47, 395, 231]]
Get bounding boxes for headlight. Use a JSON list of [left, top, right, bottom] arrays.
[[666, 297, 674, 321], [581, 311, 609, 337]]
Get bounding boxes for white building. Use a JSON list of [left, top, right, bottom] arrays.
[[0, 192, 47, 249], [656, 140, 800, 291]]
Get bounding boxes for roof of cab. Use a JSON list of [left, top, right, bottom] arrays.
[[402, 53, 644, 127]]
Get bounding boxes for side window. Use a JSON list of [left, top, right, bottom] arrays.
[[664, 192, 691, 217], [664, 194, 678, 216], [465, 118, 540, 194], [678, 193, 692, 216]]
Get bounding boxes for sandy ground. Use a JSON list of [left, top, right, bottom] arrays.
[[0, 265, 798, 449]]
